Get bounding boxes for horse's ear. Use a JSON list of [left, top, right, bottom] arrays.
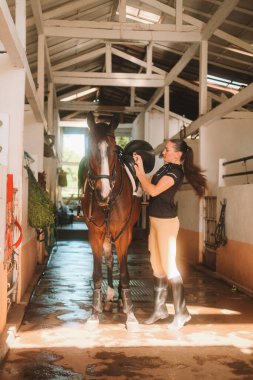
[[110, 114, 119, 130], [87, 112, 95, 129]]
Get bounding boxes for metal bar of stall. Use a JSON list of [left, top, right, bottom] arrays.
[[223, 155, 253, 166], [223, 170, 253, 178]]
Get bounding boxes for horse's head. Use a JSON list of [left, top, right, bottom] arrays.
[[87, 112, 119, 206]]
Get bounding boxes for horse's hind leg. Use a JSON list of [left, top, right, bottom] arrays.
[[103, 235, 115, 312], [116, 236, 139, 332]]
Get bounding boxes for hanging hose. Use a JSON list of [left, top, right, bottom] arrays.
[[215, 199, 227, 248]]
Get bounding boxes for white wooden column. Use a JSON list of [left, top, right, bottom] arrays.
[[118, 0, 126, 22], [15, 0, 26, 48], [37, 34, 45, 112], [105, 43, 112, 73], [199, 40, 208, 115], [176, 0, 183, 31], [144, 111, 150, 141], [146, 42, 153, 75], [164, 85, 170, 139], [130, 87, 135, 107], [47, 82, 53, 132]]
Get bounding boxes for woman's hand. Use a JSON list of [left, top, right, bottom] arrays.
[[133, 152, 144, 175]]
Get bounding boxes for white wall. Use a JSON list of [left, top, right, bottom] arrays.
[[200, 118, 253, 194], [0, 56, 25, 187], [44, 157, 58, 202], [132, 112, 145, 140], [0, 55, 26, 254], [0, 165, 7, 260], [217, 184, 253, 244], [24, 107, 44, 172], [176, 190, 201, 231], [200, 116, 253, 291]]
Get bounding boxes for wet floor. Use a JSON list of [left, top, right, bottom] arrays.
[[0, 231, 253, 379]]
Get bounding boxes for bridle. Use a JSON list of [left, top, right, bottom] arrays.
[[87, 162, 117, 196]]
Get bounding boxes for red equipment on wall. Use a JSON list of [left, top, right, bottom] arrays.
[[4, 174, 22, 264]]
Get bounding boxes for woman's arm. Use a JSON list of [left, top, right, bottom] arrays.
[[133, 153, 174, 197]]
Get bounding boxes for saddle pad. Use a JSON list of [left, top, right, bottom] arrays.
[[124, 164, 143, 197]]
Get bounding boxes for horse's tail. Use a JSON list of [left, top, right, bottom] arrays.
[[78, 156, 88, 192]]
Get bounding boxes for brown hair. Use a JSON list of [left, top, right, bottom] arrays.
[[170, 139, 207, 198]]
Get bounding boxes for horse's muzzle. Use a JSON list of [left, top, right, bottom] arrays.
[[95, 189, 110, 207]]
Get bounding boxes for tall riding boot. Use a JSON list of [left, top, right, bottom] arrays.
[[144, 276, 169, 325], [169, 276, 191, 330]]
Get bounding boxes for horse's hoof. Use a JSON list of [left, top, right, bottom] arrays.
[[86, 314, 99, 327], [126, 312, 140, 332], [104, 300, 113, 312], [126, 320, 140, 333]]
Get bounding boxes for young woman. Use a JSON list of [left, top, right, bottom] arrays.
[[133, 139, 207, 330]]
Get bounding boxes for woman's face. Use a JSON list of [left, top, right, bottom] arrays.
[[162, 141, 180, 164]]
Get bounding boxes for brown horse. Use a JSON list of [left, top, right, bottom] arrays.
[[80, 112, 141, 330]]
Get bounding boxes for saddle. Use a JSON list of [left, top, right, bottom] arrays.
[[123, 139, 155, 174], [116, 140, 155, 194]]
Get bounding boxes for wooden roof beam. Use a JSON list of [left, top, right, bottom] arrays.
[[57, 101, 144, 113], [30, 0, 59, 134], [0, 0, 47, 126], [175, 83, 253, 138], [53, 71, 165, 87], [44, 20, 201, 42], [144, 0, 240, 112], [140, 0, 253, 54]]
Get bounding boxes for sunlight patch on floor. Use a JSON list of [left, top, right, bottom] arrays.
[[9, 322, 253, 352]]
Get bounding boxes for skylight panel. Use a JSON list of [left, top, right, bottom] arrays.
[[60, 87, 98, 102], [208, 75, 230, 84], [126, 5, 139, 17], [119, 5, 161, 24], [139, 10, 160, 23], [207, 75, 247, 91]]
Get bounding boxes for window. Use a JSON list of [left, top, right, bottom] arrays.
[[61, 127, 87, 199]]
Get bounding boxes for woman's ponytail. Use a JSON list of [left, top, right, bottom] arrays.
[[170, 139, 207, 198]]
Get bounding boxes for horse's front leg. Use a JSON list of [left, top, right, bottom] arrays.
[[115, 233, 139, 332], [103, 235, 115, 312], [87, 229, 104, 325]]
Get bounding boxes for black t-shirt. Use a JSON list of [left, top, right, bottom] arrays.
[[148, 163, 184, 218]]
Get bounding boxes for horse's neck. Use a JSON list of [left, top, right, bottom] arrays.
[[114, 159, 129, 193]]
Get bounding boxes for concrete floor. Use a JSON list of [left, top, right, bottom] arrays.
[[0, 230, 253, 380]]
